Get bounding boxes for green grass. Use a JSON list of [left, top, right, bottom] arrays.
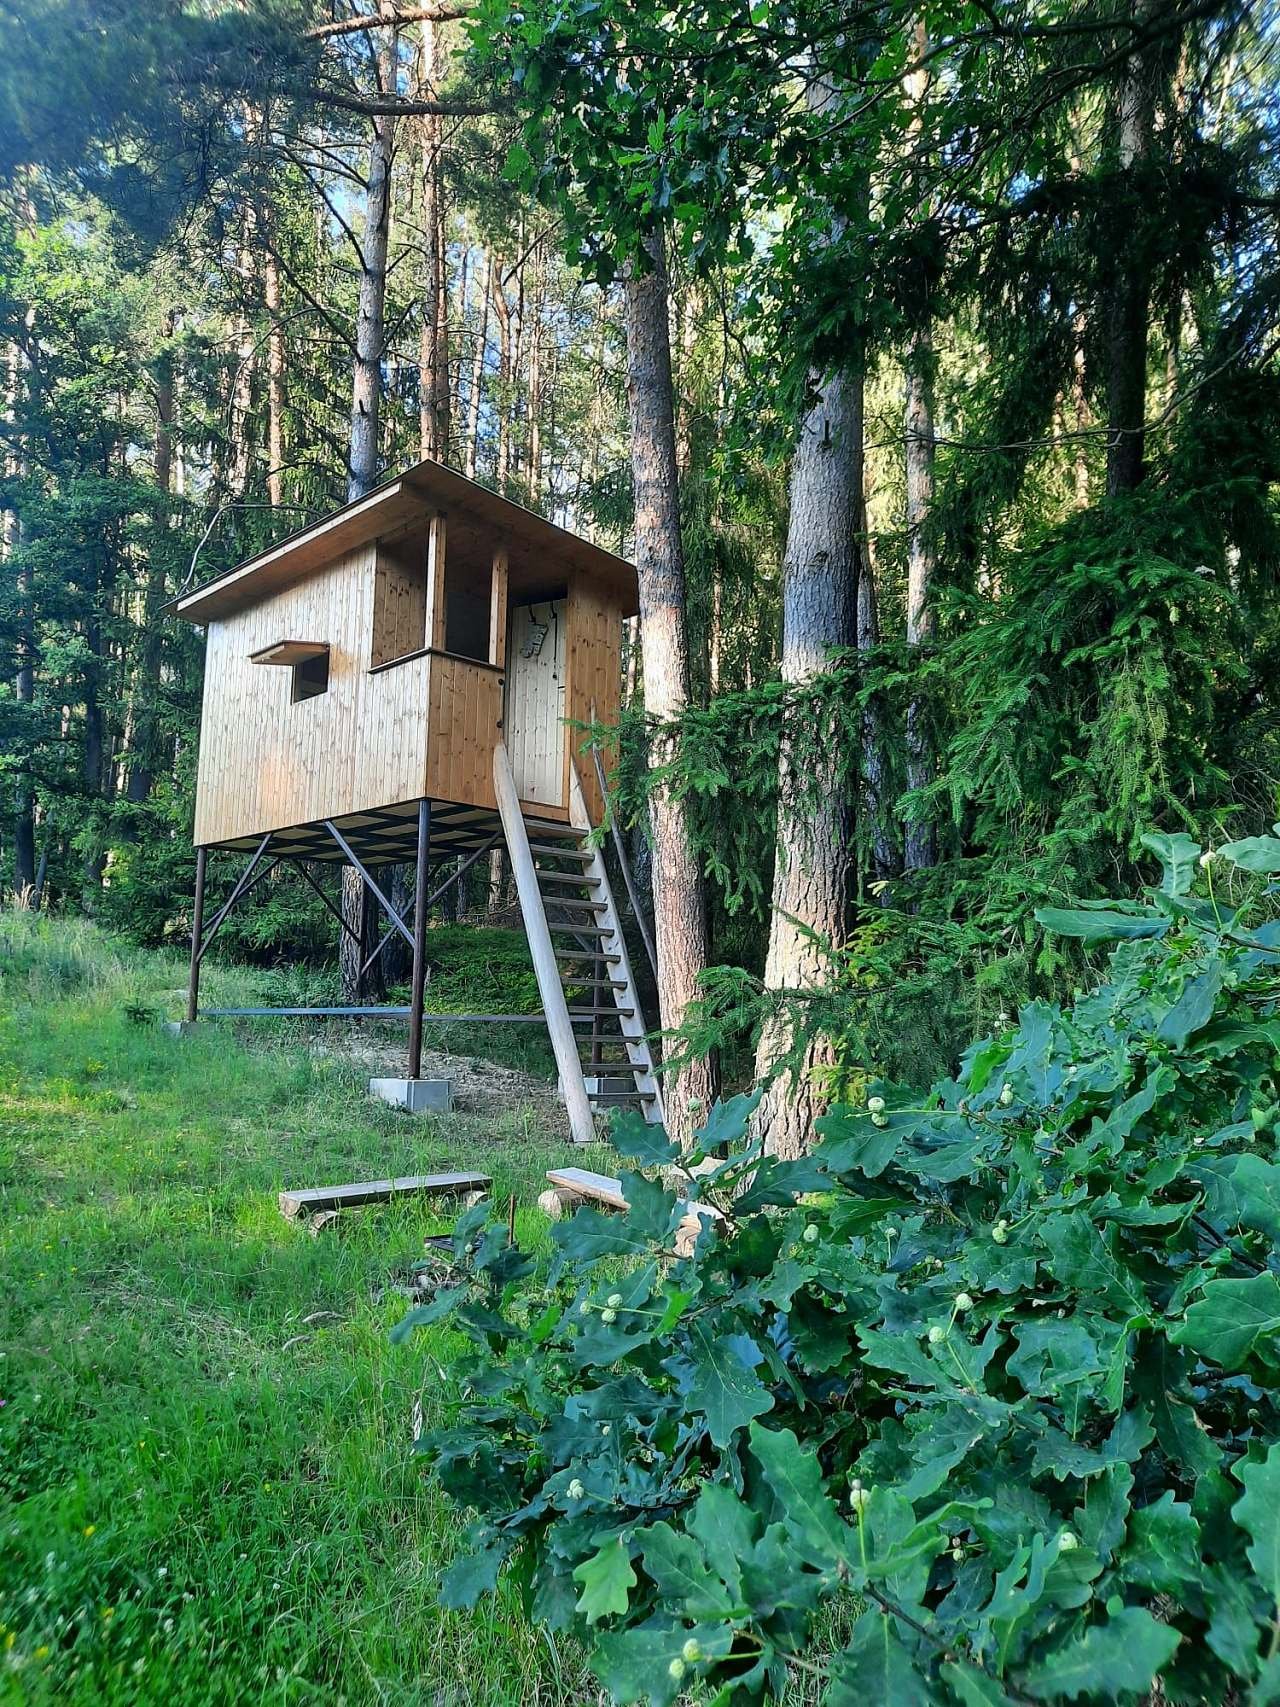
[[0, 911, 617, 1705]]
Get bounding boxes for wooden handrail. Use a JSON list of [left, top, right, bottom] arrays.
[[367, 646, 506, 678], [494, 740, 597, 1146]]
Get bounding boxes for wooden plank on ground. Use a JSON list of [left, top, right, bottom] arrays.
[[279, 1171, 490, 1219], [547, 1166, 629, 1209], [546, 1166, 724, 1223]]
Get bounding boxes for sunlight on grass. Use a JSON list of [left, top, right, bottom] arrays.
[[0, 914, 605, 1705]]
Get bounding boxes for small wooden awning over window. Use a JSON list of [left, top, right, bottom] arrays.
[[250, 641, 329, 666]]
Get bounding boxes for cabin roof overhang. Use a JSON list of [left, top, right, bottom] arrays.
[[170, 458, 639, 624]]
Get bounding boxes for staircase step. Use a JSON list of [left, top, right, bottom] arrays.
[[548, 922, 613, 937], [528, 842, 591, 860], [535, 870, 604, 888], [568, 1007, 636, 1019], [590, 1090, 658, 1105], [544, 895, 609, 913], [523, 821, 582, 840], [555, 949, 622, 966]]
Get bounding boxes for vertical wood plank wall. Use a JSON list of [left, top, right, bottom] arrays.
[[424, 655, 502, 809], [566, 567, 623, 825], [193, 543, 625, 846], [193, 545, 435, 844]]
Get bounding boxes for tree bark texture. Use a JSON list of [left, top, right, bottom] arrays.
[[417, 17, 451, 462], [464, 250, 491, 478], [752, 369, 859, 1157], [126, 337, 176, 810], [5, 328, 35, 895], [858, 467, 898, 886], [494, 256, 512, 491], [1105, 2, 1157, 498], [902, 17, 938, 873], [348, 14, 399, 503], [228, 210, 257, 500], [903, 325, 937, 871], [343, 15, 399, 995], [339, 865, 387, 1002], [264, 246, 286, 507], [623, 223, 718, 1144]]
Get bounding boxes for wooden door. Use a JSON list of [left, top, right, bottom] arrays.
[[505, 598, 567, 807]]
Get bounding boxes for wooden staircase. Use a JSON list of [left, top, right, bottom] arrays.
[[493, 744, 663, 1144]]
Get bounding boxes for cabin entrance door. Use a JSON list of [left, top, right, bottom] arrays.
[[505, 597, 567, 808]]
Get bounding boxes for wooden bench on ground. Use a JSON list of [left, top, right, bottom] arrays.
[[540, 1166, 722, 1257], [279, 1171, 490, 1220]]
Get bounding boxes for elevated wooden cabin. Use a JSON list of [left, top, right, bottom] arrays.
[[173, 459, 659, 1142]]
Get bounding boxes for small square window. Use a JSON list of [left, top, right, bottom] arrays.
[[292, 648, 330, 702]]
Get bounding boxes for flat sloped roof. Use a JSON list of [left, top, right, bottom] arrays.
[[171, 457, 638, 623]]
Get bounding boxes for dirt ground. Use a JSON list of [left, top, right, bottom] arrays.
[[314, 1027, 570, 1131]]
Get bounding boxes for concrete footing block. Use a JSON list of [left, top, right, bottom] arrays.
[[368, 1076, 453, 1114], [165, 1020, 202, 1038]]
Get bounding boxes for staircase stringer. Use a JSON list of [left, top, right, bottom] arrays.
[[493, 742, 598, 1146], [568, 765, 665, 1125]]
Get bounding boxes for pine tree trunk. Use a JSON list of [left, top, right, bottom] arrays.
[[1072, 308, 1091, 506], [1105, 1, 1157, 498], [348, 16, 398, 503], [623, 222, 718, 1144], [752, 369, 859, 1157], [526, 241, 543, 503], [344, 14, 399, 996], [417, 17, 451, 462], [464, 250, 491, 478], [858, 464, 897, 886], [264, 247, 286, 507], [5, 316, 35, 896], [340, 866, 387, 1000], [126, 334, 176, 810], [493, 257, 511, 491], [903, 325, 937, 871], [228, 211, 257, 499], [82, 599, 106, 899], [902, 18, 938, 873]]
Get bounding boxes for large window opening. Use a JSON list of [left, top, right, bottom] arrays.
[[439, 518, 497, 663], [443, 574, 491, 660], [371, 532, 429, 668], [370, 516, 500, 669]]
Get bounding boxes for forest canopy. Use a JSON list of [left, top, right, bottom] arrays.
[[1, 0, 1278, 1122]]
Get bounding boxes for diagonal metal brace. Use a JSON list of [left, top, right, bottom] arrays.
[[196, 835, 275, 965], [324, 820, 415, 951], [294, 860, 362, 942], [359, 833, 501, 978]]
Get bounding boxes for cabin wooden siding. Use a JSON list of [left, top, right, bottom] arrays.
[[192, 539, 621, 848], [566, 567, 623, 824], [424, 654, 502, 810], [194, 544, 441, 846]]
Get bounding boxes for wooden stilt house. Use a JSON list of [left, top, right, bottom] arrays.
[[172, 459, 660, 1142]]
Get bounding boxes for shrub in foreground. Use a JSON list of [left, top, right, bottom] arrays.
[[399, 830, 1280, 1705]]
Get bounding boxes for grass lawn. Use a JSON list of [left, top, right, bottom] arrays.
[[0, 912, 619, 1705]]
